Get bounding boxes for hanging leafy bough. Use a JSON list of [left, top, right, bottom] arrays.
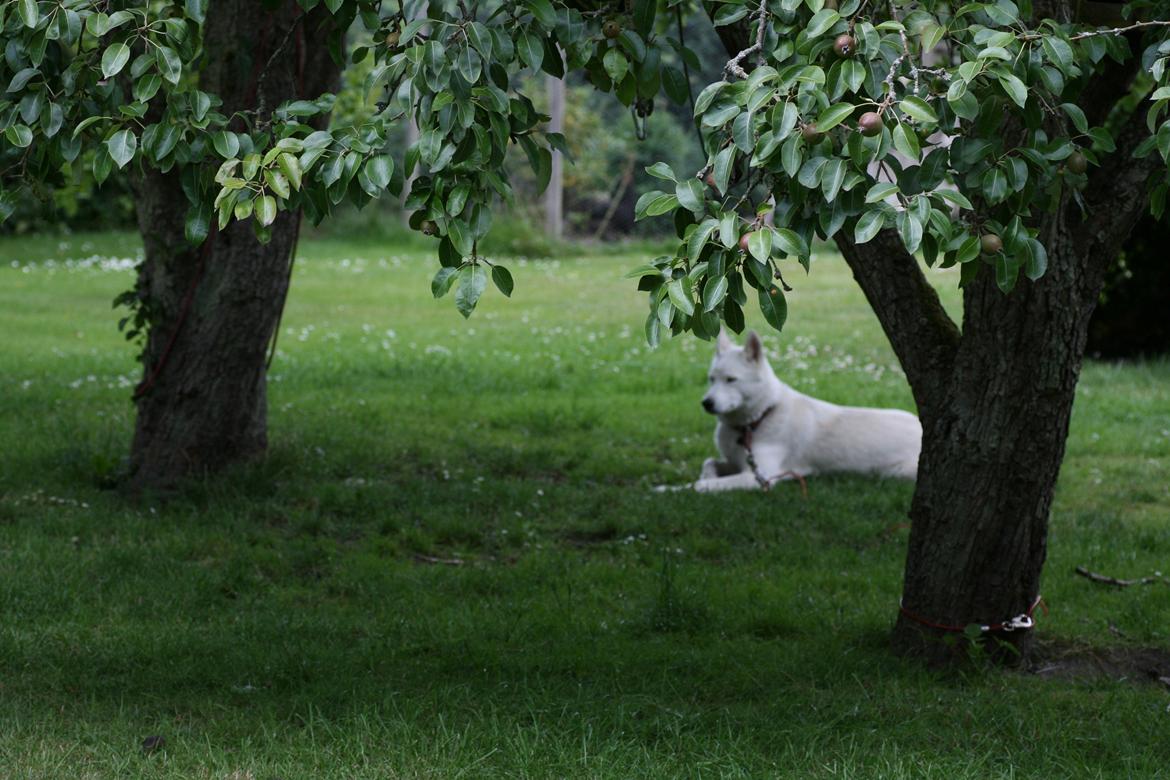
[[0, 0, 694, 319], [1, 0, 1168, 323], [627, 0, 1170, 345]]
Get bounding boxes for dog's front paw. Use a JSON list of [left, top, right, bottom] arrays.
[[692, 479, 716, 493], [653, 483, 687, 493], [699, 457, 720, 480]]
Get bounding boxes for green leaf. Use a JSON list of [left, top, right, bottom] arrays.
[[5, 124, 33, 148], [688, 218, 719, 261], [447, 219, 474, 256], [815, 103, 855, 132], [184, 202, 211, 245], [662, 67, 689, 104], [603, 48, 629, 84], [455, 265, 488, 318], [518, 31, 543, 70], [523, 0, 557, 27], [1024, 239, 1048, 281], [645, 162, 676, 182], [256, 195, 277, 227], [85, 11, 110, 36], [720, 211, 739, 248], [804, 8, 841, 38], [892, 123, 920, 161], [645, 312, 661, 348], [702, 275, 728, 312], [895, 210, 923, 253], [935, 189, 973, 211], [773, 228, 807, 258], [151, 123, 181, 161], [982, 166, 1008, 204], [491, 264, 514, 297], [676, 178, 706, 215], [996, 73, 1027, 109], [212, 131, 239, 159], [432, 266, 459, 299], [17, 0, 39, 28], [633, 0, 656, 36], [6, 68, 39, 93], [956, 233, 981, 264], [1041, 36, 1073, 72], [364, 155, 392, 189], [1060, 103, 1089, 135], [156, 46, 182, 84], [667, 278, 695, 316], [106, 129, 136, 168], [865, 182, 899, 203], [854, 209, 885, 243], [635, 191, 679, 220], [711, 146, 734, 195], [747, 228, 773, 262], [277, 153, 303, 191], [264, 169, 291, 199], [101, 43, 130, 78], [899, 95, 937, 124], [758, 284, 788, 333], [133, 73, 162, 102], [820, 159, 846, 201]]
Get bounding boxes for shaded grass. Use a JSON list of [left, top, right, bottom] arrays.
[[1, 231, 1168, 778]]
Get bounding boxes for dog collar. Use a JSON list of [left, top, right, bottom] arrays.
[[734, 404, 777, 448]]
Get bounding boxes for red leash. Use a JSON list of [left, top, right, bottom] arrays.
[[899, 595, 1047, 634]]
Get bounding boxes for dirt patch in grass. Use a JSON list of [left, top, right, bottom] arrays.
[[1030, 640, 1170, 688]]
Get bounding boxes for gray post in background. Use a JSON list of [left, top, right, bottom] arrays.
[[545, 74, 565, 240]]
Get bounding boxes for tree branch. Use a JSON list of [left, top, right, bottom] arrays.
[[703, 2, 754, 76], [1075, 110, 1157, 266], [724, 0, 768, 80], [835, 230, 961, 414]]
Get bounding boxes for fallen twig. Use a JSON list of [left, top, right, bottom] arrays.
[[1075, 566, 1166, 587], [413, 553, 465, 566]]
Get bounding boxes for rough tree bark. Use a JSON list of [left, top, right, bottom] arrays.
[[709, 9, 1157, 662], [127, 2, 339, 490]]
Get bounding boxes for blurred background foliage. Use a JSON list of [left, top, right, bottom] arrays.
[[1, 12, 723, 250]]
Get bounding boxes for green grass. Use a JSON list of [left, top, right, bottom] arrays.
[[1, 231, 1168, 779]]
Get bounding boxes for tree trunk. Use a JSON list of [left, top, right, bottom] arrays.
[[889, 238, 1107, 662], [837, 116, 1154, 665], [127, 2, 339, 490]]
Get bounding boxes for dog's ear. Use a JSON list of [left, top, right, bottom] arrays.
[[744, 331, 762, 362], [716, 329, 734, 354]]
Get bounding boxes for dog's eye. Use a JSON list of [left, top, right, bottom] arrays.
[[725, 377, 737, 383]]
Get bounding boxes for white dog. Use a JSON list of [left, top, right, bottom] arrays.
[[687, 331, 921, 492]]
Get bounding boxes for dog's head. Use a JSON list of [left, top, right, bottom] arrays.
[[701, 331, 772, 416]]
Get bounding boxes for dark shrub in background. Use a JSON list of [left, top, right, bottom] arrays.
[[1087, 213, 1170, 359]]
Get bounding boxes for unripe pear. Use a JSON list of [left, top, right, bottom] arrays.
[[858, 112, 884, 137], [833, 34, 856, 58], [980, 233, 1003, 255]]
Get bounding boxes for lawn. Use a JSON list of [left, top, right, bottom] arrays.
[[1, 230, 1168, 778]]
